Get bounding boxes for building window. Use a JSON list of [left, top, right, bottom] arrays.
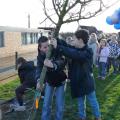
[[21, 32, 38, 45], [21, 33, 27, 45], [0, 32, 4, 47]]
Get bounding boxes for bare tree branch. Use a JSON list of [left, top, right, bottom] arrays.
[[66, 0, 79, 13], [39, 13, 57, 25], [56, 0, 62, 13], [63, 0, 102, 24], [39, 0, 120, 37], [43, 0, 57, 25], [52, 0, 60, 17], [39, 17, 48, 25], [60, 0, 69, 17]]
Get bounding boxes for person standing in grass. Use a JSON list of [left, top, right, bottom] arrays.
[[97, 39, 109, 80], [107, 34, 119, 74], [88, 33, 100, 67], [51, 29, 101, 120], [36, 36, 67, 120]]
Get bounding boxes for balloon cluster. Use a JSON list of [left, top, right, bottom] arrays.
[[106, 8, 120, 29]]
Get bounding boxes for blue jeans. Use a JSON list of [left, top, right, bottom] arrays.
[[41, 83, 65, 120], [78, 91, 101, 119], [98, 62, 107, 77]]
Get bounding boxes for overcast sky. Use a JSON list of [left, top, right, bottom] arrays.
[[0, 0, 120, 33]]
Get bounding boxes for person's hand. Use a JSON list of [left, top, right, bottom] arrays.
[[50, 38, 57, 48], [36, 82, 43, 91], [36, 82, 40, 89], [44, 59, 54, 68]]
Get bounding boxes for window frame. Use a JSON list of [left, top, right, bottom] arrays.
[[21, 32, 38, 45], [0, 31, 4, 48]]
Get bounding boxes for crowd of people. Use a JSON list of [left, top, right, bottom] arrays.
[[63, 32, 120, 80], [88, 33, 120, 80], [12, 29, 120, 120]]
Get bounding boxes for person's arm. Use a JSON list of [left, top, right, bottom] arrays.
[[57, 38, 67, 46], [116, 45, 120, 58], [57, 45, 93, 62], [50, 56, 67, 72], [118, 47, 120, 57], [92, 44, 97, 64], [57, 38, 73, 48], [18, 68, 25, 84], [35, 54, 44, 83]]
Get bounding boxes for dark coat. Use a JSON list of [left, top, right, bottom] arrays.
[[57, 40, 95, 98], [36, 49, 67, 87], [18, 61, 36, 86]]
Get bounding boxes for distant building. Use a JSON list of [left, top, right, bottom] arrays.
[[38, 27, 55, 36], [79, 25, 102, 35], [38, 27, 54, 31], [0, 26, 49, 58]]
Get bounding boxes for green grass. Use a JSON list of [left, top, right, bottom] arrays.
[[0, 78, 20, 100], [0, 70, 120, 120], [96, 73, 120, 120]]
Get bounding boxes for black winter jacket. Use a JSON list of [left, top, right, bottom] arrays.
[[57, 39, 95, 98], [18, 61, 36, 86], [35, 49, 67, 87]]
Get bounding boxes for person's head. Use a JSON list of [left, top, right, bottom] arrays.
[[74, 29, 89, 48], [111, 34, 118, 43], [38, 36, 49, 54], [66, 36, 74, 46], [89, 33, 97, 42], [100, 39, 107, 48], [17, 57, 26, 68]]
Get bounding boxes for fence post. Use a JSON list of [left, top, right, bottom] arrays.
[[15, 52, 18, 70]]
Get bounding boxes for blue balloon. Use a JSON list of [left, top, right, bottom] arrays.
[[106, 16, 113, 25], [111, 13, 119, 24], [118, 8, 120, 18], [114, 23, 120, 29]]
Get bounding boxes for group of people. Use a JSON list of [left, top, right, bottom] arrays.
[[13, 29, 120, 120], [88, 33, 120, 80]]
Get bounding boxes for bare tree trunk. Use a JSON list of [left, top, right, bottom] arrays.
[[29, 21, 63, 120], [39, 20, 62, 86], [54, 22, 62, 38]]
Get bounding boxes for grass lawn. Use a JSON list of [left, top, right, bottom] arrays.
[[0, 69, 120, 120], [0, 78, 20, 100]]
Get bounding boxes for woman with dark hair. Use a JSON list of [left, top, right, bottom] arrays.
[[36, 36, 67, 120]]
